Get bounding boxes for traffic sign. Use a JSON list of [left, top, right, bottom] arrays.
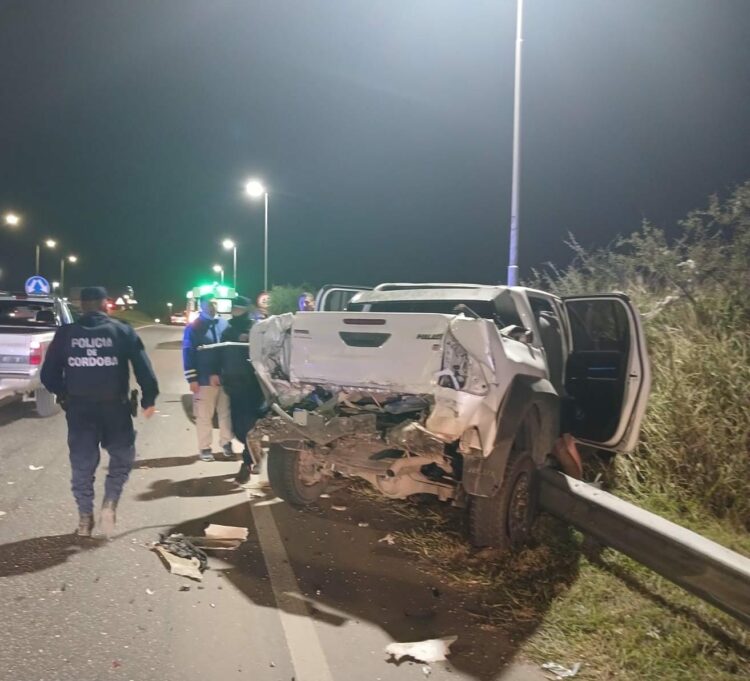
[[25, 276, 51, 295]]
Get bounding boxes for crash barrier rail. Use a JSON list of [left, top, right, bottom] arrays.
[[537, 468, 750, 627]]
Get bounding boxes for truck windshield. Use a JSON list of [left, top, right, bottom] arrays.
[[0, 300, 58, 327]]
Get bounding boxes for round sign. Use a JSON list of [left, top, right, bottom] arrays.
[[25, 276, 51, 295]]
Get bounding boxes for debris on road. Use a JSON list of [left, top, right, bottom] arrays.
[[28, 464, 44, 471], [0, 511, 6, 517], [541, 661, 582, 679], [204, 524, 249, 541], [422, 665, 432, 676], [378, 533, 396, 545], [152, 534, 209, 580], [145, 588, 155, 596], [331, 505, 347, 511], [178, 585, 191, 592], [319, 493, 331, 499], [154, 546, 204, 581], [385, 636, 457, 664], [357, 521, 369, 528]]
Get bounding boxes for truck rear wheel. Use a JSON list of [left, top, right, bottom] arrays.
[[35, 387, 60, 417], [469, 441, 538, 549], [267, 442, 329, 506]]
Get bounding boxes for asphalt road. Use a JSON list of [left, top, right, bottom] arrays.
[[0, 325, 546, 681]]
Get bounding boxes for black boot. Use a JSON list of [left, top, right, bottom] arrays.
[[234, 461, 251, 484]]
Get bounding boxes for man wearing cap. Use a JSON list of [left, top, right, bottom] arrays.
[[220, 296, 265, 483], [182, 292, 233, 461], [40, 286, 159, 537]]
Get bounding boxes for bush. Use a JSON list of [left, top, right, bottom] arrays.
[[265, 284, 315, 315], [530, 181, 750, 527]]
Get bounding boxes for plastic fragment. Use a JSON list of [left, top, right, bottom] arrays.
[[28, 465, 44, 471], [331, 505, 347, 511], [204, 524, 249, 540], [378, 533, 396, 545], [358, 522, 369, 528], [541, 662, 582, 679], [145, 588, 155, 595], [385, 636, 457, 663]]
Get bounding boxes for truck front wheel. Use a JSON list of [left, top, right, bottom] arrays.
[[35, 387, 60, 418], [469, 450, 538, 550], [267, 442, 329, 506]]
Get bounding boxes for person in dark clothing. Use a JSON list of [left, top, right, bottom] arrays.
[[220, 296, 265, 483], [40, 286, 159, 538]]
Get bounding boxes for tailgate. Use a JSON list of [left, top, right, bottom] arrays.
[[289, 312, 451, 393], [0, 332, 34, 375]]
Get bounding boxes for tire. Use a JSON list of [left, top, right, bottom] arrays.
[[35, 387, 60, 417], [267, 442, 329, 506], [469, 450, 538, 549]]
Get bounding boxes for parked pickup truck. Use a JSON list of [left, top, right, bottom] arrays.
[[0, 293, 74, 416], [248, 283, 651, 548]]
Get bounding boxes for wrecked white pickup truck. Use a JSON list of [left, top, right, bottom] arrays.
[[248, 283, 651, 548]]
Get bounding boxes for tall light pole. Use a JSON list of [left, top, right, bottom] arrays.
[[506, 0, 524, 287], [36, 239, 57, 276], [222, 238, 237, 288], [244, 179, 269, 291], [60, 254, 77, 295], [212, 264, 225, 284], [167, 301, 173, 321]]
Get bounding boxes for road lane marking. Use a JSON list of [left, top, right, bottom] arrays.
[[251, 502, 335, 681]]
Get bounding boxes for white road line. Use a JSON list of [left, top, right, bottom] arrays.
[[251, 502, 335, 681]]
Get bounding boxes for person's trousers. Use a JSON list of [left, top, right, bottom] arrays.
[[193, 384, 232, 451], [66, 399, 136, 515], [224, 381, 263, 466]]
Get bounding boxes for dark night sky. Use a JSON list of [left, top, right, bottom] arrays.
[[1, 0, 749, 312]]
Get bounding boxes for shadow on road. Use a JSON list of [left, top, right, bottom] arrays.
[[135, 474, 244, 501], [133, 454, 199, 469], [168, 489, 580, 681], [0, 534, 105, 578], [0, 398, 44, 427]]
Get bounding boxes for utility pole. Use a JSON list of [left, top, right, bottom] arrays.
[[507, 0, 524, 286]]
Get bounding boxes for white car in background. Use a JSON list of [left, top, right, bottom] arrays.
[[0, 293, 74, 416]]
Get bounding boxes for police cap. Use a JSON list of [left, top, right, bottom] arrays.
[[80, 286, 108, 302], [232, 295, 250, 309]]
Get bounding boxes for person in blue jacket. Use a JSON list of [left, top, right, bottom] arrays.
[[182, 292, 233, 462], [40, 286, 159, 538]]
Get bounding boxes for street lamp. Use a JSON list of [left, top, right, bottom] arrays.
[[3, 212, 20, 227], [36, 239, 57, 276], [60, 254, 77, 295], [506, 0, 524, 286], [222, 238, 237, 289], [244, 178, 269, 291], [167, 301, 173, 322], [212, 264, 224, 283]]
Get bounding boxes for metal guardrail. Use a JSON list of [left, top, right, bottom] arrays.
[[537, 468, 750, 626]]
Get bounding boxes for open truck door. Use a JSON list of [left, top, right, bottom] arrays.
[[315, 285, 372, 312], [562, 294, 651, 453]]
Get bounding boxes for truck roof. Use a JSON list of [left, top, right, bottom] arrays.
[[351, 285, 510, 304]]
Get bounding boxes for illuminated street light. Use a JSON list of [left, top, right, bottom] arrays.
[[244, 178, 269, 291], [36, 239, 57, 275], [4, 212, 21, 227], [222, 238, 237, 288], [212, 264, 224, 283], [60, 254, 78, 295]]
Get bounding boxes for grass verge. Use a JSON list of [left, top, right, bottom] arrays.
[[353, 486, 750, 680]]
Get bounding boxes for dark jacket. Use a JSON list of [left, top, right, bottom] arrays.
[[182, 313, 228, 386], [220, 314, 255, 386], [41, 312, 159, 408]]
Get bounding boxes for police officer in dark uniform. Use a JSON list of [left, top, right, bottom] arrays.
[[41, 286, 159, 538], [220, 295, 265, 483]]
